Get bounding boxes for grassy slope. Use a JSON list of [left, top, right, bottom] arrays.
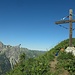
[[6, 38, 75, 75]]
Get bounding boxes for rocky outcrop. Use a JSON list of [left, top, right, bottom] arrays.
[[0, 53, 11, 75], [65, 47, 75, 56], [5, 45, 21, 69], [0, 43, 21, 69], [0, 42, 3, 52]]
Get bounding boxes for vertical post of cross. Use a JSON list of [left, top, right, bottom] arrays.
[[69, 9, 73, 47]]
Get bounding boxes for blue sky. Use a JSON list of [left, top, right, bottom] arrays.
[[0, 0, 75, 51]]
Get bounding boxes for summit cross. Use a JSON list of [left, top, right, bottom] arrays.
[[55, 9, 75, 47]]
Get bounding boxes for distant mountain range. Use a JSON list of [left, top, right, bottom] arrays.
[[0, 42, 46, 75]]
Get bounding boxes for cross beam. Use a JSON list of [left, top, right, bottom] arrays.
[[55, 9, 75, 47], [55, 20, 75, 24]]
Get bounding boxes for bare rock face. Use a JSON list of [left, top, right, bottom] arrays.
[[0, 42, 3, 48], [0, 54, 11, 75], [0, 42, 21, 69], [5, 45, 21, 69], [65, 47, 75, 56], [0, 42, 3, 51]]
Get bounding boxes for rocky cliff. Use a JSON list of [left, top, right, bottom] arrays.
[[0, 42, 45, 75], [0, 42, 21, 72]]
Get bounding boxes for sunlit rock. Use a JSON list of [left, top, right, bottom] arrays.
[[65, 47, 75, 56]]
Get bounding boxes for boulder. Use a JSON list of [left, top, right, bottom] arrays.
[[65, 47, 75, 56]]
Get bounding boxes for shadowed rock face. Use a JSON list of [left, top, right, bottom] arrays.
[[0, 54, 11, 75], [5, 45, 21, 69], [0, 42, 3, 52], [0, 43, 21, 75], [0, 42, 3, 48]]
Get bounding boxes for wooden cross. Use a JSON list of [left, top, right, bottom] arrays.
[[55, 9, 75, 47]]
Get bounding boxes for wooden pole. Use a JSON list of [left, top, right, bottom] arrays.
[[69, 9, 73, 47], [55, 9, 75, 47]]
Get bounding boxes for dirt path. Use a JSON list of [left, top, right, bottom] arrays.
[[50, 56, 69, 75], [50, 56, 58, 72], [59, 69, 69, 75]]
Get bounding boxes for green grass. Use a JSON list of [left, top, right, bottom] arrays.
[[6, 38, 75, 75]]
